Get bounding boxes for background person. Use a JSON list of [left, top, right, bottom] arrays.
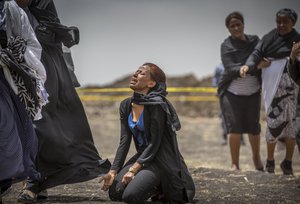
[[218, 11, 269, 171], [241, 8, 300, 175], [16, 0, 111, 202], [0, 0, 45, 200], [212, 62, 246, 145]]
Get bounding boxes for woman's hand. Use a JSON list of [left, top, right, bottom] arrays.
[[290, 41, 300, 64], [257, 58, 271, 69], [121, 171, 135, 186], [240, 65, 249, 78], [99, 170, 116, 191]]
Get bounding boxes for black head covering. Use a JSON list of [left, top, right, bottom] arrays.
[[276, 8, 298, 24], [132, 82, 181, 131]]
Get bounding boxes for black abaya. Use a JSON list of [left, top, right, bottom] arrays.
[[24, 0, 110, 192]]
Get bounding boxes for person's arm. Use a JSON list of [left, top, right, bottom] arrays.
[[288, 42, 300, 85], [100, 101, 132, 191], [240, 37, 268, 77], [221, 44, 243, 80], [289, 42, 300, 65], [15, 0, 31, 7], [245, 32, 273, 74], [110, 102, 132, 172]]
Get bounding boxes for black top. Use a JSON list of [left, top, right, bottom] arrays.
[[246, 28, 300, 69], [24, 0, 111, 192], [245, 28, 300, 116], [218, 34, 260, 96]]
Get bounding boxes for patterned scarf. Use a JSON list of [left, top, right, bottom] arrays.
[[0, 36, 42, 119]]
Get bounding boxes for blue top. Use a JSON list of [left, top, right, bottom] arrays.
[[212, 63, 224, 87], [128, 111, 148, 149]]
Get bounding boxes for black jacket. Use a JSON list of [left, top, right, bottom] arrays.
[[218, 34, 261, 96], [246, 29, 300, 70], [111, 97, 195, 203]]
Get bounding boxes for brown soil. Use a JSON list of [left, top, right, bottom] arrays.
[[2, 101, 300, 204]]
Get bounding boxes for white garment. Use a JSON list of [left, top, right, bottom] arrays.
[[261, 58, 287, 112]]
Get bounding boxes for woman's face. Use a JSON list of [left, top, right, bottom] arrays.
[[228, 18, 244, 40], [129, 66, 156, 93], [276, 15, 294, 36]]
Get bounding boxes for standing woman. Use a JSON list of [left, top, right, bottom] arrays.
[[16, 0, 111, 202], [100, 63, 195, 204], [241, 8, 300, 175], [288, 41, 300, 187], [0, 0, 45, 198], [218, 12, 269, 171]]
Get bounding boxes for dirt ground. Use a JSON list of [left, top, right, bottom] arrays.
[[2, 102, 300, 204]]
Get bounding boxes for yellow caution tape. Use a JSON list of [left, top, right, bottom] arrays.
[[77, 87, 218, 102], [79, 95, 218, 102], [77, 87, 217, 93]]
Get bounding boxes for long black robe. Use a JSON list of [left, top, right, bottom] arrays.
[[24, 0, 110, 192]]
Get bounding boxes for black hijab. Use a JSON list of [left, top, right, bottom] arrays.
[[132, 82, 181, 132]]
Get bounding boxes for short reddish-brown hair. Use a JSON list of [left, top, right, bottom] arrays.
[[143, 62, 166, 83]]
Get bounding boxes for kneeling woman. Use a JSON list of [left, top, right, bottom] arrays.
[[100, 63, 195, 203]]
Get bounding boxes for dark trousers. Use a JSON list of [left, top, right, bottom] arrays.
[[109, 164, 160, 203]]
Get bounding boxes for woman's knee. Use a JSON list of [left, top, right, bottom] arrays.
[[108, 189, 122, 201], [122, 190, 143, 204], [108, 183, 124, 201]]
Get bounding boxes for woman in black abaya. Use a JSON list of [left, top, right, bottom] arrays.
[[241, 8, 300, 175], [16, 0, 111, 202]]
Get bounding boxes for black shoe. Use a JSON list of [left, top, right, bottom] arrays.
[[256, 166, 264, 172], [17, 189, 37, 203], [37, 190, 48, 200], [0, 185, 12, 198], [0, 180, 12, 198], [265, 160, 275, 173], [280, 159, 293, 175]]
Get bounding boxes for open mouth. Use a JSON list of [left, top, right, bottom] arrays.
[[130, 78, 137, 85]]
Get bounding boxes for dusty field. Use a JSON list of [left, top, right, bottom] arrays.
[[2, 101, 300, 204]]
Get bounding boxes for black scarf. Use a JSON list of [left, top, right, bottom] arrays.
[[246, 28, 300, 68], [132, 82, 181, 131]]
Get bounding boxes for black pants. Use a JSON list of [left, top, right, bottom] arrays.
[[109, 164, 160, 203]]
